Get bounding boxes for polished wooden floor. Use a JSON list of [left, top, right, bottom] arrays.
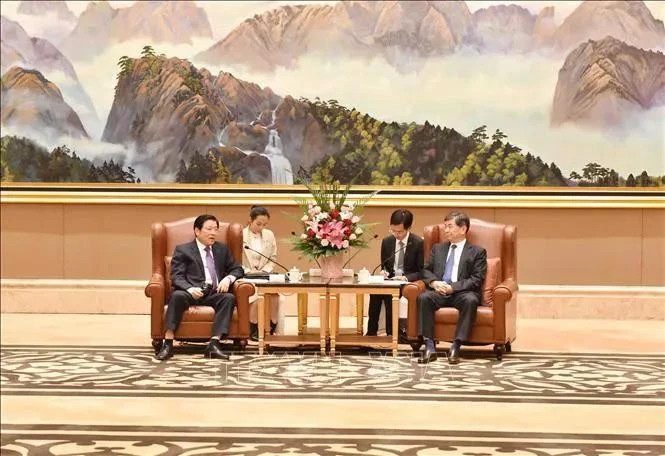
[[1, 314, 664, 455]]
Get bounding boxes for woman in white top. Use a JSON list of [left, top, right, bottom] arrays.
[[242, 205, 280, 341]]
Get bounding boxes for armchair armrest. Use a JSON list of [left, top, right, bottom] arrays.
[[403, 280, 426, 338], [146, 273, 165, 339], [233, 280, 255, 338], [491, 278, 518, 343], [493, 278, 518, 303], [145, 273, 164, 297]]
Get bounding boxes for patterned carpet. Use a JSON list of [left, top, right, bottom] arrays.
[[2, 344, 664, 455], [2, 346, 664, 404], [3, 424, 665, 455]]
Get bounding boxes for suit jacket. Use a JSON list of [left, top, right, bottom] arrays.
[[241, 227, 277, 273], [379, 233, 424, 282], [421, 240, 487, 295], [170, 240, 244, 291]]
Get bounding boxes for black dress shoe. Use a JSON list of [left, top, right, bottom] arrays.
[[155, 340, 174, 361], [270, 321, 278, 335], [398, 327, 409, 344], [417, 347, 438, 364], [204, 340, 230, 360], [448, 344, 461, 364]]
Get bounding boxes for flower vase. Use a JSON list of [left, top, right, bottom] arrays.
[[319, 253, 345, 279]]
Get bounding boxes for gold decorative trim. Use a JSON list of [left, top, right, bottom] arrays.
[[1, 184, 663, 208]]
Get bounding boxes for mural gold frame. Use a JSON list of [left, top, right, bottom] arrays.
[[0, 183, 663, 208]]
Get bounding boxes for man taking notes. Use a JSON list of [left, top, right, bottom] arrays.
[[366, 209, 424, 342]]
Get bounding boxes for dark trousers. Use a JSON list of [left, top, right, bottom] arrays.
[[417, 290, 480, 342], [367, 294, 393, 335], [165, 290, 235, 338]]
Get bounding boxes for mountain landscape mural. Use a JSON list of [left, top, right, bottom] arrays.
[[1, 0, 663, 187]]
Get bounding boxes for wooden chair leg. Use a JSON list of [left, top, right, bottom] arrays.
[[264, 294, 271, 331], [356, 294, 364, 335], [297, 293, 307, 335], [493, 344, 506, 360]]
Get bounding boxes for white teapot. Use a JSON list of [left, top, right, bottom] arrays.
[[288, 267, 303, 282], [357, 267, 370, 283]]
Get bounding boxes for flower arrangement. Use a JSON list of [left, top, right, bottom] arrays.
[[291, 178, 376, 261]]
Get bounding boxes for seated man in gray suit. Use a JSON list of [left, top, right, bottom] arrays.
[[156, 214, 244, 361], [418, 211, 487, 365]]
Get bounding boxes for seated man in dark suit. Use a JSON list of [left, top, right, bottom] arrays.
[[418, 211, 487, 365], [366, 209, 424, 342], [156, 214, 244, 361]]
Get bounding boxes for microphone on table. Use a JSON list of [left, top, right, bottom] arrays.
[[291, 231, 320, 267], [342, 233, 379, 268], [243, 244, 290, 273], [371, 241, 408, 275]]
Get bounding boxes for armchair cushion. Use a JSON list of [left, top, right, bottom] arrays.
[[170, 305, 215, 322], [436, 306, 494, 326], [483, 257, 502, 307]]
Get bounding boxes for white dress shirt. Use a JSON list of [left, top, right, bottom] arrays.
[[446, 238, 466, 283], [195, 239, 235, 286], [393, 231, 410, 274]]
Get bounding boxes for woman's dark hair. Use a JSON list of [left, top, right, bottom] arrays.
[[249, 205, 270, 220]]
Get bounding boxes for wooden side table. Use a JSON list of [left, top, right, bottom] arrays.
[[326, 277, 403, 356]]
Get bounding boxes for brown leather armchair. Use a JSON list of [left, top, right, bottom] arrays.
[[403, 218, 517, 359], [145, 217, 254, 351]]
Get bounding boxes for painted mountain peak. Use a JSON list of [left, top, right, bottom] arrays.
[[195, 1, 474, 71], [17, 0, 76, 22], [1, 15, 75, 78], [102, 51, 281, 181], [197, 0, 665, 72], [470, 4, 537, 52], [551, 36, 665, 128], [1, 66, 89, 140], [552, 0, 665, 52], [0, 15, 99, 136], [60, 1, 213, 60]]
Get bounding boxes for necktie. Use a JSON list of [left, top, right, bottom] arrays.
[[205, 246, 218, 288], [442, 244, 457, 283], [396, 240, 405, 273]]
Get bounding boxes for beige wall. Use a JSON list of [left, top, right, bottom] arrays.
[[1, 203, 664, 286]]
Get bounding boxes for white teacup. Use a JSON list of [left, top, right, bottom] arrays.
[[288, 267, 303, 282], [357, 267, 370, 283]]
